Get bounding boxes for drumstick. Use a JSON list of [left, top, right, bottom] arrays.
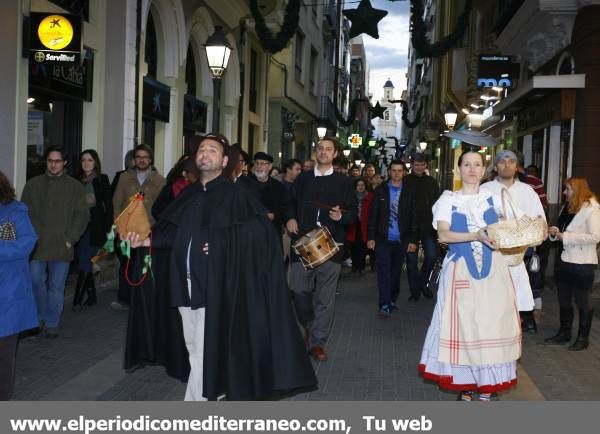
[[309, 200, 345, 212]]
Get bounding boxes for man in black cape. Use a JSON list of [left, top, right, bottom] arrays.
[[127, 134, 316, 400]]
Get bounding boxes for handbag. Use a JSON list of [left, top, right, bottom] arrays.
[[527, 249, 541, 273], [0, 214, 17, 241], [487, 188, 545, 266]]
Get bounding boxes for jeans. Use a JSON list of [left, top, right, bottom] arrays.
[[406, 236, 438, 294], [375, 240, 407, 306], [30, 260, 70, 328]]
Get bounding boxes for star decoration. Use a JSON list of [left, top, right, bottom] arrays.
[[343, 0, 388, 39], [370, 102, 387, 120]]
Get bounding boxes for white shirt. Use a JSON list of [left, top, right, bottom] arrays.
[[314, 165, 334, 177], [481, 178, 546, 222]]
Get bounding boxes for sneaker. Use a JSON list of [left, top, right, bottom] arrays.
[[379, 304, 392, 317], [110, 301, 129, 312]]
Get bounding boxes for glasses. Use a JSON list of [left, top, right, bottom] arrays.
[[47, 159, 64, 164], [135, 155, 151, 160]]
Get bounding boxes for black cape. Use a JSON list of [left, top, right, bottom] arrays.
[[124, 181, 191, 382], [154, 175, 317, 400], [123, 246, 190, 381]]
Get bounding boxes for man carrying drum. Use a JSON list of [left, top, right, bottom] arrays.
[[285, 137, 357, 361]]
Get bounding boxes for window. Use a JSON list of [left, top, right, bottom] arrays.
[[145, 14, 158, 78], [295, 31, 305, 82], [384, 110, 390, 121], [309, 46, 318, 94], [249, 49, 258, 113], [185, 45, 196, 96]]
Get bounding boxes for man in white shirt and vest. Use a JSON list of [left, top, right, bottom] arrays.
[[481, 149, 547, 333]]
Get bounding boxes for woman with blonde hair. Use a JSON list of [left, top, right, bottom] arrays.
[[546, 177, 600, 351]]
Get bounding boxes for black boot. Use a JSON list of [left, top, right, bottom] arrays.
[[544, 307, 574, 345], [568, 309, 593, 351], [72, 272, 86, 309], [83, 273, 97, 306]]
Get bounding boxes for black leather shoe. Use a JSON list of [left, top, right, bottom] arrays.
[[408, 294, 420, 302], [568, 339, 589, 351], [421, 287, 434, 299]]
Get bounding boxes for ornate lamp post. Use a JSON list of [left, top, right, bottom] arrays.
[[204, 26, 231, 132]]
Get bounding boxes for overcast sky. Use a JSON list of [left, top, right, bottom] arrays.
[[351, 0, 411, 136]]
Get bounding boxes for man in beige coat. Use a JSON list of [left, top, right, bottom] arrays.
[[111, 144, 165, 310]]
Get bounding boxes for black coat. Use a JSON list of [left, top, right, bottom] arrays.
[[367, 181, 418, 244], [285, 170, 357, 263], [152, 176, 317, 400], [403, 173, 439, 238], [251, 174, 287, 231], [87, 174, 113, 246]]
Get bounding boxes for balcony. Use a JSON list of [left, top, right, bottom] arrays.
[[322, 0, 337, 37], [320, 96, 337, 129]]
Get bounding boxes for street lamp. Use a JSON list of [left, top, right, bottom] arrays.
[[444, 105, 458, 130], [317, 126, 327, 140], [354, 159, 362, 166], [343, 149, 351, 157], [204, 25, 231, 132], [419, 141, 428, 151]]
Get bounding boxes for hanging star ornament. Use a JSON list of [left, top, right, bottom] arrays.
[[370, 102, 387, 120], [343, 0, 388, 39]]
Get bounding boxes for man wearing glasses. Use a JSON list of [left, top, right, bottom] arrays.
[[21, 146, 89, 338], [112, 144, 165, 311]]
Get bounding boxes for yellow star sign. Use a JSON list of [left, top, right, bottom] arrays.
[[38, 15, 74, 50]]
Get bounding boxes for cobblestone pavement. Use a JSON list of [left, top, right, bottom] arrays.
[[12, 266, 600, 401]]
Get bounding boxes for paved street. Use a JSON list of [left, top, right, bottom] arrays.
[[13, 264, 600, 401]]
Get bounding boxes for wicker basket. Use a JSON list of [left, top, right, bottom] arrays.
[[487, 188, 545, 265]]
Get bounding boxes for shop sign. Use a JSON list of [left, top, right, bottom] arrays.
[[348, 134, 362, 148], [477, 54, 520, 88], [29, 48, 93, 101], [29, 12, 82, 64], [143, 76, 170, 122], [183, 94, 207, 132]]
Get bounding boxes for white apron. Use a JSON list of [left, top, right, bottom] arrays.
[[438, 253, 521, 366]]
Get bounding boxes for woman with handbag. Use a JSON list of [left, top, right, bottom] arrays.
[[73, 150, 113, 308], [546, 177, 600, 351], [419, 151, 521, 401], [0, 170, 38, 400]]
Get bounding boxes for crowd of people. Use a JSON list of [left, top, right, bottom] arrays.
[[0, 136, 599, 402]]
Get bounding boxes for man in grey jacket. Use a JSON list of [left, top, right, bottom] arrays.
[[21, 146, 89, 338]]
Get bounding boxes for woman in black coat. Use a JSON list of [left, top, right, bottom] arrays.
[[74, 149, 113, 308]]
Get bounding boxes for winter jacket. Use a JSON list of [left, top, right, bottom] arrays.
[[21, 173, 89, 261], [83, 174, 113, 246], [403, 173, 439, 238], [347, 192, 373, 243], [550, 199, 600, 265], [0, 201, 39, 337], [367, 181, 418, 244], [113, 169, 166, 226]]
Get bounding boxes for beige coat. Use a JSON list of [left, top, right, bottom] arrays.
[[554, 199, 600, 265], [113, 169, 166, 226]]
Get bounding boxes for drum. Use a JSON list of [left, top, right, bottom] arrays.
[[292, 227, 340, 270]]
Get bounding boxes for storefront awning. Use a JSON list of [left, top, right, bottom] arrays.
[[493, 74, 586, 115]]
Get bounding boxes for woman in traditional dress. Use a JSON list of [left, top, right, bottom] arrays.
[[419, 150, 521, 401]]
